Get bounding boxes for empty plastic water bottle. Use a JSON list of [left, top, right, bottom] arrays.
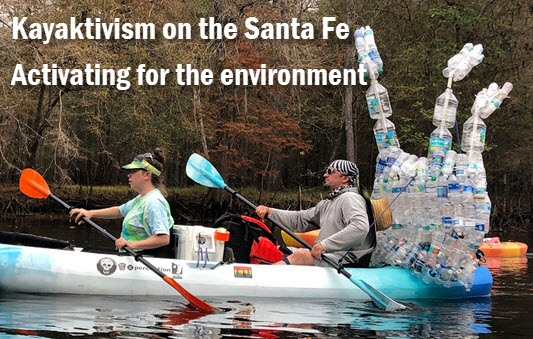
[[462, 116, 486, 153], [443, 43, 473, 76], [428, 126, 452, 164], [479, 82, 513, 119], [364, 26, 383, 74], [373, 118, 400, 149], [433, 88, 458, 129], [448, 44, 484, 81], [366, 80, 392, 119], [455, 153, 468, 183], [441, 150, 457, 176]]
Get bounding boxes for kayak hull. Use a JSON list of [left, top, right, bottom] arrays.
[[0, 243, 492, 300], [479, 241, 528, 257]]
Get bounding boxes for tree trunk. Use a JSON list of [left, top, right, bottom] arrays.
[[344, 46, 356, 163]]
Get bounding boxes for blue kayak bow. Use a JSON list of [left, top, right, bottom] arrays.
[[186, 153, 406, 312]]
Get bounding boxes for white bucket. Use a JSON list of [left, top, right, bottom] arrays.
[[174, 225, 227, 262]]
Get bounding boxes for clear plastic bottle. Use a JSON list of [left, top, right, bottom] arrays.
[[428, 127, 453, 165], [449, 44, 484, 81], [441, 150, 457, 176], [373, 118, 400, 150], [363, 26, 383, 74], [391, 151, 410, 178], [475, 193, 491, 234], [462, 176, 475, 205], [354, 27, 370, 78], [443, 43, 473, 76], [401, 154, 419, 178], [425, 176, 437, 206], [437, 173, 449, 201], [433, 89, 458, 129], [415, 157, 429, 181], [447, 172, 462, 205], [479, 82, 513, 119], [366, 81, 392, 119], [462, 116, 486, 153], [455, 153, 468, 184], [439, 201, 454, 235]]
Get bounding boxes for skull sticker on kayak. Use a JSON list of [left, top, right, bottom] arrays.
[[97, 257, 117, 276]]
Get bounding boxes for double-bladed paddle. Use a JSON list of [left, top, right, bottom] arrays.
[[186, 153, 406, 312], [19, 168, 217, 312]]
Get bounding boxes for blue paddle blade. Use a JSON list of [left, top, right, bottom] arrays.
[[349, 276, 406, 311], [186, 153, 227, 189]]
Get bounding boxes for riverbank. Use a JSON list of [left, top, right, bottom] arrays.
[[0, 185, 325, 222]]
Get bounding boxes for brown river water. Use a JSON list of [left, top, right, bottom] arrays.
[[1, 215, 532, 338]]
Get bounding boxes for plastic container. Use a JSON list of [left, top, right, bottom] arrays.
[[174, 225, 226, 262]]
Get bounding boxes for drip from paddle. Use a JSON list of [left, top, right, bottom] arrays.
[[186, 153, 407, 312], [19, 168, 217, 312]]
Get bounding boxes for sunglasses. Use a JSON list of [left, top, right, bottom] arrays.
[[326, 168, 336, 175], [133, 153, 154, 163]]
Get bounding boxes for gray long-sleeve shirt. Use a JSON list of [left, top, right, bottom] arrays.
[[271, 187, 375, 264]]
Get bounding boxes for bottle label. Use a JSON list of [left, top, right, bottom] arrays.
[[367, 98, 379, 115], [376, 158, 387, 173], [414, 184, 425, 193], [437, 185, 448, 198], [392, 223, 403, 230], [463, 185, 474, 194], [474, 187, 486, 196], [429, 137, 452, 152], [456, 169, 465, 175], [448, 183, 461, 191], [368, 50, 380, 59], [442, 216, 452, 225], [475, 223, 485, 232], [429, 245, 440, 254], [392, 187, 402, 194], [375, 131, 395, 149], [479, 128, 486, 143]]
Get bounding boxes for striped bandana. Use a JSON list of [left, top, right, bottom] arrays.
[[329, 160, 359, 185]]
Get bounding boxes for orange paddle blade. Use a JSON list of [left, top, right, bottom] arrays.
[[163, 276, 217, 312], [19, 168, 51, 199]]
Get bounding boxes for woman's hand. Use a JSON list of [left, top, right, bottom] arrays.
[[115, 237, 134, 250], [69, 208, 94, 225]]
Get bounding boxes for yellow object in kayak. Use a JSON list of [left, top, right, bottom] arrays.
[[281, 229, 320, 247]]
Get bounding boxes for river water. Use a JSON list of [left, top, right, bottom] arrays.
[[1, 216, 532, 338]]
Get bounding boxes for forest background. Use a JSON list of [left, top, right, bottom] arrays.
[[0, 0, 531, 229]]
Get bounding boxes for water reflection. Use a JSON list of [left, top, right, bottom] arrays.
[[0, 293, 495, 338]]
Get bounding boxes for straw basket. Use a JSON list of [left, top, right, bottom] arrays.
[[370, 198, 393, 231]]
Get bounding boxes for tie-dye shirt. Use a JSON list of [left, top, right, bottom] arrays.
[[119, 189, 174, 242]]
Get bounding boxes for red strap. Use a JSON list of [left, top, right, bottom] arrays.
[[241, 215, 271, 233]]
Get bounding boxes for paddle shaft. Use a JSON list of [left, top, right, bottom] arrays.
[[48, 193, 216, 311], [224, 187, 353, 278]]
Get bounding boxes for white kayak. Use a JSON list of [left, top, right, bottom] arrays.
[[0, 234, 492, 301]]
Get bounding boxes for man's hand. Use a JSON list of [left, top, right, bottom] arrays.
[[255, 205, 272, 221], [311, 242, 325, 260]]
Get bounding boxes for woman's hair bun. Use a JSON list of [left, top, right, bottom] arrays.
[[153, 148, 166, 165]]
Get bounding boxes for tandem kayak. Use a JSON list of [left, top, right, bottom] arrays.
[[479, 237, 528, 257], [0, 232, 492, 300]]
